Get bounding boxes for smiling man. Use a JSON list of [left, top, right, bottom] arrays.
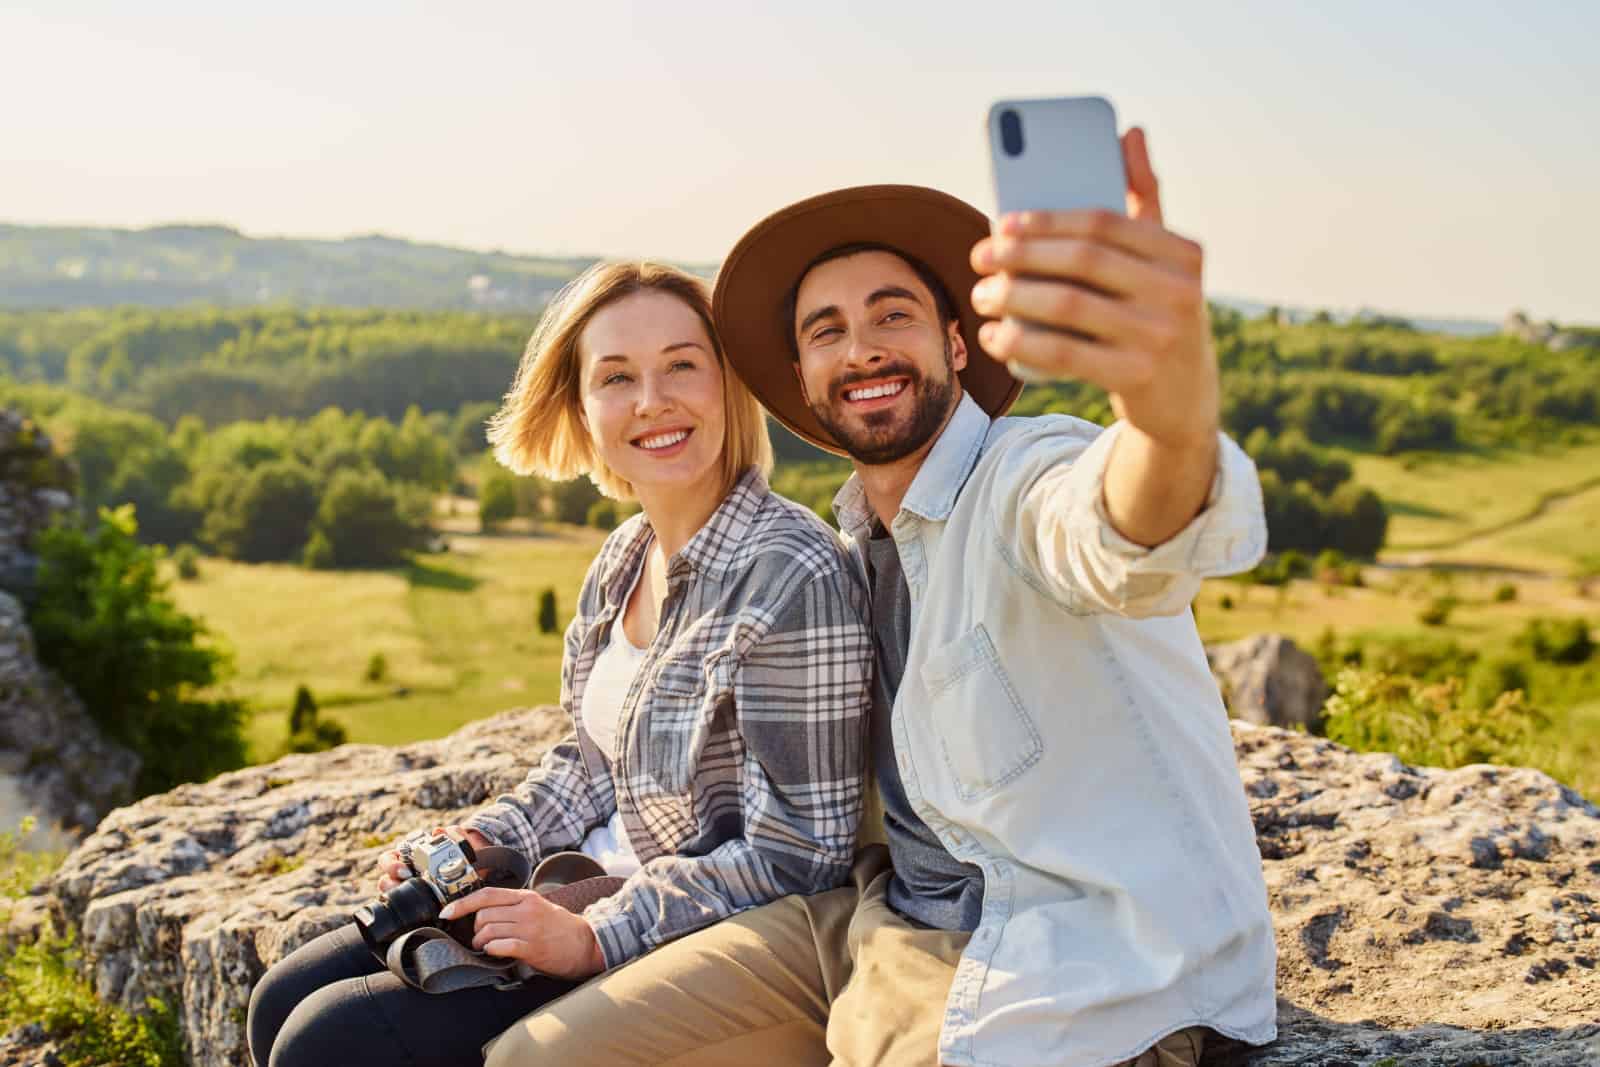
[[486, 128, 1277, 1067]]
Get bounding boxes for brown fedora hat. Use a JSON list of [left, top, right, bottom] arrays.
[[713, 185, 1023, 456]]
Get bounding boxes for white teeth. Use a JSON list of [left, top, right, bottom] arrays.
[[846, 381, 906, 402], [637, 430, 689, 450]]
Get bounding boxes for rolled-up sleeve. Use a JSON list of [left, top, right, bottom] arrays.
[[1009, 419, 1266, 617]]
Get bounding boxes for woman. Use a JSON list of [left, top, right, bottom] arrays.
[[247, 262, 874, 1067]]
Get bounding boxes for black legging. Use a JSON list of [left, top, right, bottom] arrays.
[[247, 923, 577, 1067]]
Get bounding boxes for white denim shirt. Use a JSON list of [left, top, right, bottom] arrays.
[[833, 395, 1278, 1067]]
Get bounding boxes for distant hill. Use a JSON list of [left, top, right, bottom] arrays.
[[1, 222, 1514, 334], [0, 223, 614, 311]]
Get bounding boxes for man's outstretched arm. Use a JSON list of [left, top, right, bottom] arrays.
[[970, 126, 1220, 549]]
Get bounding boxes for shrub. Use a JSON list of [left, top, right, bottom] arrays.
[[550, 477, 602, 525], [1464, 656, 1531, 711], [172, 543, 200, 580], [478, 468, 517, 531], [301, 528, 334, 570], [1418, 595, 1456, 627], [200, 458, 319, 563], [1321, 669, 1547, 770], [284, 685, 347, 754], [537, 587, 558, 635], [26, 505, 246, 796], [1218, 594, 1234, 611], [1518, 616, 1595, 665], [365, 652, 389, 683], [587, 500, 619, 530], [1493, 582, 1518, 603], [289, 685, 317, 735]]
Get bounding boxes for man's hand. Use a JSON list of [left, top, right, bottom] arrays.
[[438, 886, 606, 980], [969, 126, 1220, 546], [376, 825, 492, 894]]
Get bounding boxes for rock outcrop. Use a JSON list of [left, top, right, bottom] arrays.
[[0, 409, 139, 841], [10, 708, 1594, 1067], [1208, 633, 1328, 732], [0, 410, 74, 596], [0, 591, 141, 839]]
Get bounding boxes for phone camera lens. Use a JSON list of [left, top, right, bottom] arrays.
[[999, 109, 1025, 157]]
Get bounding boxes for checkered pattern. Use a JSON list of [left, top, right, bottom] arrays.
[[466, 468, 873, 968]]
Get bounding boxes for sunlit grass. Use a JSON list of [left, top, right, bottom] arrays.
[[168, 526, 603, 759]]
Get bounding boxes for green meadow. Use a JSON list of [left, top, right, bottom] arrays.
[[169, 525, 603, 759]]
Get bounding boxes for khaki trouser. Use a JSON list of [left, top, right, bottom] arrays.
[[484, 846, 1204, 1067]]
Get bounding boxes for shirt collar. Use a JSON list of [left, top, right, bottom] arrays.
[[832, 392, 992, 540], [599, 466, 769, 603]]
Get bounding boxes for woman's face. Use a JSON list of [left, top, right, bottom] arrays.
[[578, 288, 728, 504]]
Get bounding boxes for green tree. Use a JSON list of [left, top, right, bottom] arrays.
[[289, 685, 318, 735], [201, 459, 319, 562], [26, 505, 245, 795], [310, 468, 430, 568], [550, 477, 602, 525], [478, 468, 517, 530], [537, 587, 558, 634]]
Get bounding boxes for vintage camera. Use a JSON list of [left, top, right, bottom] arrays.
[[354, 831, 484, 955]]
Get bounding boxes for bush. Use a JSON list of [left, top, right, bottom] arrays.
[[587, 499, 619, 530], [478, 467, 517, 531], [172, 543, 200, 580], [301, 528, 334, 570], [1493, 582, 1518, 603], [289, 685, 318, 734], [1218, 594, 1234, 610], [1251, 549, 1311, 586], [284, 684, 347, 754], [1321, 669, 1547, 771], [537, 587, 559, 635], [1417, 595, 1456, 627], [1464, 656, 1531, 710], [365, 652, 389, 683], [1518, 616, 1595, 665], [26, 505, 246, 796], [550, 477, 602, 525]]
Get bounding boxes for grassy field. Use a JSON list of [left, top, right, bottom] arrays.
[[1345, 435, 1600, 565], [1194, 569, 1600, 797], [169, 526, 603, 760]]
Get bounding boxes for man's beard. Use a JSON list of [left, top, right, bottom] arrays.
[[810, 338, 957, 465]]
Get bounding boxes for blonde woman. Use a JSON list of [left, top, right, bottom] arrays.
[[248, 262, 873, 1067]]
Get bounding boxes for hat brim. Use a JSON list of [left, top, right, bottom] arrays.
[[713, 185, 1022, 457]]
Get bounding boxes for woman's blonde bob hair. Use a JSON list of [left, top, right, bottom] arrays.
[[488, 260, 773, 502]]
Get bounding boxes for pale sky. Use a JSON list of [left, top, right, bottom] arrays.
[[3, 1, 1597, 322]]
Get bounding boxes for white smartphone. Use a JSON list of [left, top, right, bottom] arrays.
[[987, 95, 1126, 218], [985, 95, 1127, 380]]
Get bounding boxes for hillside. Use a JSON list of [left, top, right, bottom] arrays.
[[0, 223, 610, 311]]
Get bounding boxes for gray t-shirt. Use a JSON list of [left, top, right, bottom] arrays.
[[866, 529, 985, 931]]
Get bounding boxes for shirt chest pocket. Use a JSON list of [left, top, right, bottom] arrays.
[[919, 623, 1043, 802], [636, 653, 712, 794]]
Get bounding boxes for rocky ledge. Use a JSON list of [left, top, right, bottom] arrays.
[[7, 710, 1598, 1067]]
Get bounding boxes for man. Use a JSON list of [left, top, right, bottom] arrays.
[[487, 127, 1275, 1067]]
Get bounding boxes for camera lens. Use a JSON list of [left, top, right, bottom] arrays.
[[354, 876, 442, 954], [999, 109, 1025, 157]]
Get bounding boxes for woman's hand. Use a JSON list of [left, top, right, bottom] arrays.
[[439, 887, 607, 980], [376, 825, 492, 894]]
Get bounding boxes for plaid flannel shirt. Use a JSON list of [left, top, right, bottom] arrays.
[[467, 467, 873, 968]]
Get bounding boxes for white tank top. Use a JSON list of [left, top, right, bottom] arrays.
[[575, 590, 648, 878]]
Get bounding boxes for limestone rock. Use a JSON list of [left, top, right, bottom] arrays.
[[1208, 634, 1328, 731], [47, 706, 569, 1067], [0, 591, 140, 837], [0, 409, 75, 596], [24, 712, 1600, 1066]]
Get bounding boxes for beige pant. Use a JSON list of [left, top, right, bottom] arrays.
[[484, 846, 1204, 1067]]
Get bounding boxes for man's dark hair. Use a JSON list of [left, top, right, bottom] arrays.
[[783, 242, 959, 360]]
